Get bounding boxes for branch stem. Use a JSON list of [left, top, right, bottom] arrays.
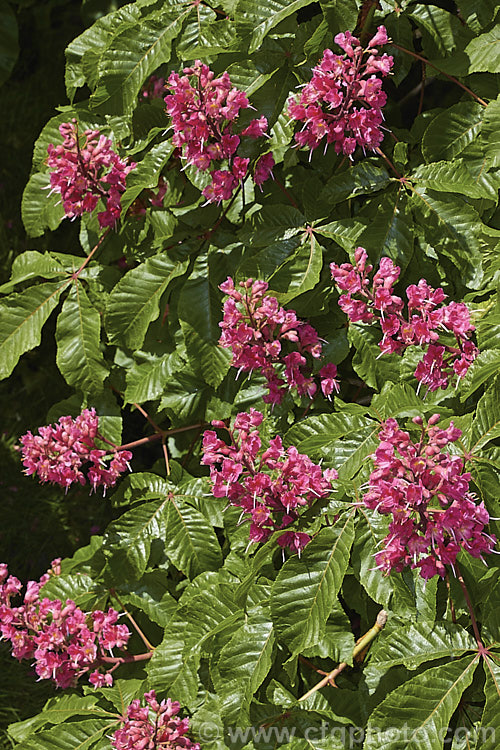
[[390, 43, 488, 107], [298, 610, 387, 700]]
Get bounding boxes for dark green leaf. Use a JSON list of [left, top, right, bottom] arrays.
[[422, 102, 484, 163]]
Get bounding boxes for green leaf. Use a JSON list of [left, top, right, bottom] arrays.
[[364, 656, 479, 750], [409, 187, 483, 287], [409, 4, 471, 59], [21, 172, 66, 238], [0, 0, 18, 86], [105, 252, 188, 349], [319, 162, 391, 205], [178, 254, 231, 388], [0, 251, 66, 294], [349, 323, 401, 391], [0, 280, 68, 380], [460, 350, 500, 400], [90, 4, 193, 114], [422, 102, 484, 163], [271, 516, 355, 654], [7, 694, 112, 744], [164, 496, 223, 578], [466, 26, 500, 73], [482, 97, 500, 169], [215, 611, 275, 724], [236, 0, 312, 54], [15, 718, 118, 750], [124, 353, 174, 404], [314, 218, 367, 251], [477, 657, 500, 750], [56, 283, 109, 394], [369, 622, 477, 671], [239, 205, 305, 247], [104, 496, 170, 577], [413, 159, 495, 199], [64, 5, 142, 98], [285, 413, 379, 480], [358, 191, 414, 272], [121, 140, 174, 214], [470, 380, 500, 452]]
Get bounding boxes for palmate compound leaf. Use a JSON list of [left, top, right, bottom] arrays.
[[364, 655, 479, 750], [56, 283, 109, 394], [271, 514, 355, 656], [13, 718, 120, 750], [7, 693, 114, 745], [0, 280, 70, 381], [90, 3, 195, 115], [214, 610, 275, 725], [105, 252, 188, 350], [475, 656, 500, 750], [103, 494, 222, 579]]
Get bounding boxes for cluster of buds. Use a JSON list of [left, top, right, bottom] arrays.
[[202, 409, 337, 553], [363, 415, 496, 579], [19, 408, 132, 493], [164, 60, 274, 204], [46, 120, 136, 228], [0, 562, 130, 688], [112, 690, 200, 750], [288, 26, 393, 157], [219, 277, 339, 405], [331, 248, 478, 392]]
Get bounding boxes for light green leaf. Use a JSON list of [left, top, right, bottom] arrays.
[[0, 251, 66, 294], [466, 26, 500, 73], [105, 252, 188, 349], [0, 280, 68, 380], [164, 496, 223, 578], [369, 622, 477, 671], [21, 172, 66, 238], [15, 718, 118, 750], [124, 353, 174, 404], [476, 657, 500, 750], [482, 97, 500, 169], [364, 656, 479, 750], [56, 283, 109, 394], [349, 323, 401, 391], [271, 516, 355, 654], [470, 380, 500, 452], [413, 159, 495, 199], [90, 4, 192, 114], [215, 612, 275, 724], [460, 350, 500, 400], [422, 102, 484, 163], [64, 5, 142, 98]]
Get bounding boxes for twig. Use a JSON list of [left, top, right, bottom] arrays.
[[455, 564, 488, 656], [110, 589, 155, 652], [390, 43, 488, 107], [71, 229, 111, 281], [298, 610, 387, 700]]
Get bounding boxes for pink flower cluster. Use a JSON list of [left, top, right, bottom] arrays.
[[331, 248, 478, 391], [19, 408, 132, 493], [46, 120, 136, 228], [202, 409, 337, 553], [219, 277, 339, 405], [164, 60, 274, 203], [0, 562, 130, 688], [288, 26, 393, 156], [112, 690, 200, 750], [364, 415, 496, 579]]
